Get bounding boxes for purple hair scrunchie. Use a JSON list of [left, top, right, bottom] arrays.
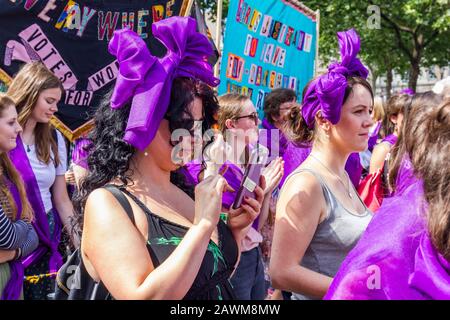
[[301, 29, 369, 129], [108, 16, 220, 151]]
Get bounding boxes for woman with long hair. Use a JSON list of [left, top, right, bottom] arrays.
[[325, 95, 448, 300], [0, 93, 38, 299], [75, 17, 262, 300], [7, 62, 75, 300], [269, 29, 374, 300]]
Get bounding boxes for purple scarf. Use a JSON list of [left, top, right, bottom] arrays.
[[381, 134, 398, 146], [1, 177, 23, 300], [325, 180, 450, 299], [368, 121, 381, 152], [9, 136, 63, 279], [71, 137, 91, 169], [301, 29, 368, 128]]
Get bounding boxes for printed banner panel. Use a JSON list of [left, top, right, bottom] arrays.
[[219, 0, 317, 117]]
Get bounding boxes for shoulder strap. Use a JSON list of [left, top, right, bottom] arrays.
[[103, 185, 135, 226]]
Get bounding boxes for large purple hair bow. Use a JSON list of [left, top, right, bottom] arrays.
[[108, 16, 220, 151], [302, 29, 369, 129]]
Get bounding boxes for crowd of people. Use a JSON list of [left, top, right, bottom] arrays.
[[0, 16, 449, 300]]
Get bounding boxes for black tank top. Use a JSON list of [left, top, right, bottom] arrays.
[[120, 188, 239, 300]]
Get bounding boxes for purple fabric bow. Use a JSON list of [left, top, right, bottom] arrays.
[[302, 29, 369, 129], [109, 16, 220, 151]]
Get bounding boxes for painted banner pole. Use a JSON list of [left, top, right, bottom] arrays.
[[183, 0, 194, 16], [315, 9, 320, 76], [214, 0, 224, 78]]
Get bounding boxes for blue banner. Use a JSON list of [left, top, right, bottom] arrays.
[[219, 0, 317, 117]]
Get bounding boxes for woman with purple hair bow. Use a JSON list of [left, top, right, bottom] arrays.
[[73, 17, 262, 300], [269, 29, 374, 300]]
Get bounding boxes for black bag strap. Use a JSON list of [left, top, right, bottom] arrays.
[[103, 184, 135, 226]]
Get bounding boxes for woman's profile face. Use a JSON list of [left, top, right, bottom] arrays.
[[31, 87, 62, 124], [0, 104, 22, 153], [332, 84, 374, 153], [150, 97, 205, 170]]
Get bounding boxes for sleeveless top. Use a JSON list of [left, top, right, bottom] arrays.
[[120, 188, 239, 300], [283, 169, 373, 300]]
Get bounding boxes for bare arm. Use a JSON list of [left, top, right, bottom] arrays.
[[83, 176, 230, 300], [369, 142, 391, 174], [51, 175, 79, 247], [269, 173, 333, 299], [72, 164, 88, 189]]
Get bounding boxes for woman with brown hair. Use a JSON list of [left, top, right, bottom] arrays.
[[369, 94, 412, 174], [325, 95, 449, 299], [270, 29, 373, 300], [0, 93, 38, 299], [7, 62, 76, 300]]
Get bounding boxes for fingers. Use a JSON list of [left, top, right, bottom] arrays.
[[243, 196, 261, 214], [258, 176, 267, 195]]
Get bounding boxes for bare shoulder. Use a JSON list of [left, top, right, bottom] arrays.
[[277, 170, 324, 221], [82, 188, 140, 250]]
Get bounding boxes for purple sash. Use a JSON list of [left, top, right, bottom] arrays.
[[1, 178, 24, 300], [8, 136, 63, 276]]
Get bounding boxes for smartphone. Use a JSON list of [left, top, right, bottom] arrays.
[[232, 144, 268, 209]]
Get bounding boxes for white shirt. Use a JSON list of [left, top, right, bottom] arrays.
[[23, 130, 67, 213]]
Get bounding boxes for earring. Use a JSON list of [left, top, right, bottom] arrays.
[[144, 151, 148, 157]]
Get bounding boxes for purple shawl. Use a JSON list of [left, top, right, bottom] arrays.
[[9, 136, 63, 281], [1, 177, 24, 300], [393, 155, 417, 196], [325, 180, 450, 299]]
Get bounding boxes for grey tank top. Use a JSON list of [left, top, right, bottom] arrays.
[[285, 168, 373, 300]]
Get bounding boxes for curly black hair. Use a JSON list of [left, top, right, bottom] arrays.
[[73, 77, 219, 231]]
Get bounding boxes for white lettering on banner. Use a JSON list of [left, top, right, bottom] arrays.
[[38, 0, 57, 22], [260, 15, 272, 37], [18, 24, 78, 89], [277, 49, 286, 68], [244, 34, 252, 56], [65, 90, 93, 106], [87, 60, 119, 91]]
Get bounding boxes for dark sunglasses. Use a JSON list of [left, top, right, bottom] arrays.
[[234, 112, 259, 125]]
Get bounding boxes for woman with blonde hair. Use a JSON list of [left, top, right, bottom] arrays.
[[7, 62, 76, 300], [0, 93, 38, 299]]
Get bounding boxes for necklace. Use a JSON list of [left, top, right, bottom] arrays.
[[310, 153, 353, 199]]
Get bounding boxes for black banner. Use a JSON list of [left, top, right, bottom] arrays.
[[0, 0, 190, 141]]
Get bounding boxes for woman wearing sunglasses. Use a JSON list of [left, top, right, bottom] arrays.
[[206, 93, 283, 300], [74, 17, 262, 300]]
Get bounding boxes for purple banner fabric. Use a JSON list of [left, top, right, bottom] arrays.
[[325, 180, 450, 299]]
